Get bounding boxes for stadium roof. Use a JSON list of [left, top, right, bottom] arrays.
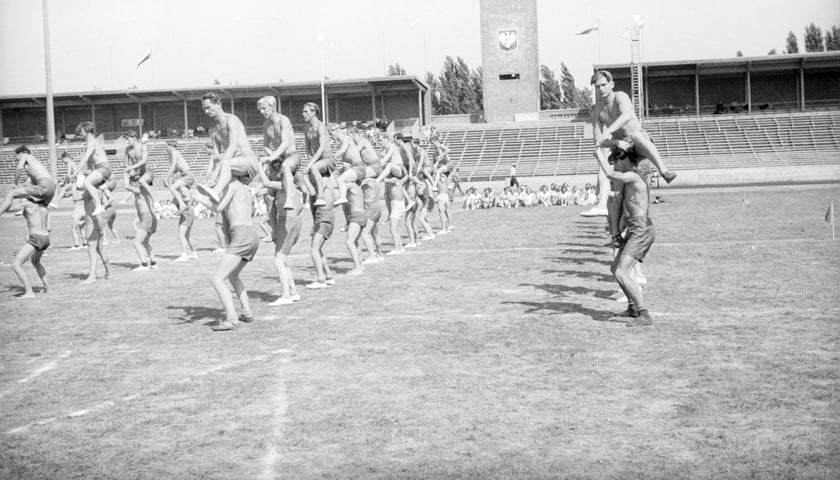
[[0, 75, 430, 110], [595, 51, 840, 78]]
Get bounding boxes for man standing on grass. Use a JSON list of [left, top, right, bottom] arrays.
[[10, 198, 50, 298], [593, 144, 656, 327]]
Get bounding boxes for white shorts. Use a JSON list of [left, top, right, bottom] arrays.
[[437, 193, 450, 204], [389, 200, 406, 220]]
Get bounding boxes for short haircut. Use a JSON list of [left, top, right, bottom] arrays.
[[76, 121, 96, 135], [590, 70, 613, 85], [257, 96, 276, 109], [15, 145, 31, 155], [303, 102, 320, 117], [394, 133, 404, 141], [166, 139, 179, 148], [124, 130, 138, 138], [202, 92, 222, 104]]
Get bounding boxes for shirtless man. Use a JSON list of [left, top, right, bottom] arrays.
[[203, 136, 228, 253], [164, 140, 194, 214], [125, 175, 158, 271], [301, 102, 335, 207], [585, 70, 676, 217], [360, 179, 385, 265], [307, 177, 336, 289], [210, 175, 260, 331], [594, 144, 657, 327], [376, 134, 414, 216], [343, 181, 367, 275], [436, 169, 453, 233], [122, 131, 154, 207], [331, 124, 367, 206], [174, 188, 198, 262], [81, 186, 111, 284], [195, 92, 260, 205], [257, 96, 300, 211], [49, 152, 78, 208], [99, 178, 120, 244], [75, 121, 112, 216], [0, 146, 56, 218], [257, 161, 302, 306], [10, 198, 50, 298]]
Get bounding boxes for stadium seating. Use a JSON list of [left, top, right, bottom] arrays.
[[1, 111, 839, 190]]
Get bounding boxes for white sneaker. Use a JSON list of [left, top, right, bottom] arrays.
[[213, 247, 226, 253], [421, 235, 435, 241], [362, 258, 379, 265], [580, 207, 608, 217], [132, 265, 150, 272], [325, 278, 336, 286], [437, 229, 449, 235], [150, 263, 159, 270], [405, 242, 417, 248], [291, 294, 301, 302], [188, 251, 198, 259], [306, 281, 327, 289], [269, 297, 294, 306], [174, 255, 190, 262], [385, 249, 403, 256]]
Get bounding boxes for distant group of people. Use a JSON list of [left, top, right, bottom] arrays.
[[462, 183, 598, 209]]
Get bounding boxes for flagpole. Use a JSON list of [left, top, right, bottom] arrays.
[[42, 0, 57, 180], [832, 201, 836, 240], [597, 17, 601, 64]]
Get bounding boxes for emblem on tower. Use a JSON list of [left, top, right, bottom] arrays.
[[498, 30, 517, 51]]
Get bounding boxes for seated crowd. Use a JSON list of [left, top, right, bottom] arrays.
[[461, 183, 599, 210]]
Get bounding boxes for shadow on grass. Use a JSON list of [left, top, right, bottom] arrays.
[[504, 282, 619, 321], [555, 247, 610, 257], [248, 290, 277, 303], [65, 272, 89, 280], [551, 255, 612, 267], [155, 254, 181, 260], [110, 261, 141, 270], [543, 269, 614, 283], [167, 304, 221, 326]]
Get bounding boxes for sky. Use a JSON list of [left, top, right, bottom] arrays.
[[0, 0, 837, 97]]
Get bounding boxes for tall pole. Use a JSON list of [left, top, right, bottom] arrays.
[[318, 33, 327, 123], [42, 0, 57, 179]]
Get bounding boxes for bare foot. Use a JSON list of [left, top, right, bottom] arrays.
[[19, 292, 36, 299], [81, 277, 96, 285]]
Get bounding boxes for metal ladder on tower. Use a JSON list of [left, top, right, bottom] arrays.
[[630, 27, 644, 122]]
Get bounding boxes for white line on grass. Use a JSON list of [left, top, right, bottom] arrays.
[[18, 350, 73, 384], [4, 349, 293, 436], [258, 353, 293, 480]]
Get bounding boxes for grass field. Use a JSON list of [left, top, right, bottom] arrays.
[[1, 183, 839, 479]]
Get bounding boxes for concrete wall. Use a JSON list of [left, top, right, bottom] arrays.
[[479, 0, 540, 123]]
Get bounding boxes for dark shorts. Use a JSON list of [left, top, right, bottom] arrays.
[[274, 214, 302, 255], [312, 153, 336, 174], [226, 224, 260, 261], [366, 203, 383, 223], [618, 216, 655, 263], [311, 202, 335, 239], [28, 233, 51, 251], [389, 164, 406, 179], [349, 210, 367, 227], [92, 164, 112, 183], [101, 205, 117, 223], [349, 164, 367, 182], [130, 169, 154, 187], [229, 155, 261, 180], [138, 211, 157, 235], [315, 220, 334, 239], [179, 207, 195, 228], [86, 215, 102, 241], [21, 177, 56, 205]]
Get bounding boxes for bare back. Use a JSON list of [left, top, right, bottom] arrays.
[[20, 154, 51, 183]]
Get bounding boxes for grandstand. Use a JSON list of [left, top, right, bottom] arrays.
[[2, 109, 839, 190]]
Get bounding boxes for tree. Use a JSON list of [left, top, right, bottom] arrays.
[[436, 56, 479, 115], [785, 31, 799, 54], [470, 66, 483, 112], [825, 25, 840, 51], [559, 63, 579, 108], [575, 87, 593, 109], [736, 50, 744, 57], [540, 65, 562, 110], [425, 71, 442, 115], [387, 63, 407, 76], [768, 49, 777, 55], [804, 23, 824, 52]]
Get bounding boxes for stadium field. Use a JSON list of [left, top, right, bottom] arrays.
[[1, 183, 839, 479]]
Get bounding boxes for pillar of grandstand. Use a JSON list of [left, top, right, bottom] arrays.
[[479, 0, 540, 123]]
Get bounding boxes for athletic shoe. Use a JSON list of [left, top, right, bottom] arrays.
[[405, 242, 417, 248], [291, 294, 301, 302], [580, 207, 608, 217], [211, 319, 238, 331], [149, 263, 159, 270], [238, 313, 255, 323], [627, 310, 654, 327], [385, 249, 403, 256], [132, 265, 150, 272], [421, 235, 435, 241], [662, 171, 677, 184], [188, 251, 199, 259], [306, 281, 327, 289], [325, 278, 336, 286], [269, 297, 294, 306], [346, 269, 364, 276], [173, 255, 190, 262], [608, 307, 638, 322], [69, 245, 85, 251], [362, 258, 379, 265], [437, 229, 449, 235], [313, 198, 326, 207], [213, 248, 226, 253]]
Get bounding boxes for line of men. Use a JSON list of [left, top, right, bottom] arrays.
[[2, 93, 458, 332]]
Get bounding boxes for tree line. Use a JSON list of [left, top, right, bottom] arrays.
[[388, 57, 592, 116], [740, 23, 840, 56]]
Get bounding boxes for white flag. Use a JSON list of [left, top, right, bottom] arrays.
[[576, 25, 599, 36]]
